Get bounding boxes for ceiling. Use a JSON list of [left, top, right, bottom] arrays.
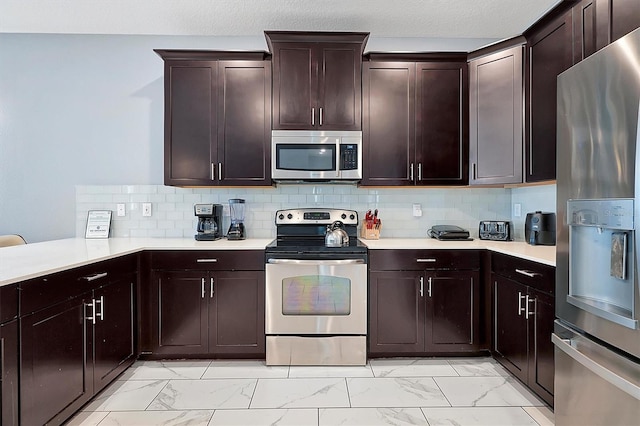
[[0, 0, 562, 51]]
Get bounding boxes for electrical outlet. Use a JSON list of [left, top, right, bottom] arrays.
[[412, 203, 423, 217], [223, 204, 231, 217], [116, 203, 125, 217], [513, 203, 522, 218], [142, 203, 152, 217]]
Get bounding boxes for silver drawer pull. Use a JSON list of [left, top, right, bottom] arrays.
[[197, 259, 218, 263], [515, 269, 541, 278], [82, 272, 108, 282], [417, 258, 437, 263]]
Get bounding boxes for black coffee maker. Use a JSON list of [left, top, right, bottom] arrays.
[[194, 204, 223, 241]]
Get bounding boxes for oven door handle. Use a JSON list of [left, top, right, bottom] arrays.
[[267, 259, 365, 265]]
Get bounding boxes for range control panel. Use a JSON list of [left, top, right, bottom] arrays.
[[275, 208, 358, 225]]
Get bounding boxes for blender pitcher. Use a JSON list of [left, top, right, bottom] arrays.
[[227, 199, 246, 240]]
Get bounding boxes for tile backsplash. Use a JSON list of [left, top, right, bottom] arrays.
[[76, 184, 520, 239]]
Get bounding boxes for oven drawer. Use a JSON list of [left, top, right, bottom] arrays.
[[369, 249, 480, 271], [151, 250, 264, 271]]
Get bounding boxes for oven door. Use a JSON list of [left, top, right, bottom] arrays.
[[265, 259, 367, 335]]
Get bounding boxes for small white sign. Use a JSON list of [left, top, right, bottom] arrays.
[[85, 210, 112, 239]]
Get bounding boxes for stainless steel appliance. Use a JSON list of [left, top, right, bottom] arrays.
[[478, 220, 512, 241], [227, 198, 246, 240], [555, 28, 640, 425], [271, 130, 362, 182], [265, 208, 368, 365], [194, 204, 223, 241], [525, 211, 556, 245]]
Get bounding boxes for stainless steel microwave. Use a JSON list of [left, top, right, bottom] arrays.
[[271, 130, 362, 182]]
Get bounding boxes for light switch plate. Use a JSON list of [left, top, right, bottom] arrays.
[[412, 203, 422, 217], [142, 203, 152, 217], [513, 203, 522, 217]]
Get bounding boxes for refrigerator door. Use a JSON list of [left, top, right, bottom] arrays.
[[553, 321, 640, 426], [556, 27, 640, 359]]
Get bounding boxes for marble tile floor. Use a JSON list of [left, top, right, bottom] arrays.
[[66, 357, 554, 426]]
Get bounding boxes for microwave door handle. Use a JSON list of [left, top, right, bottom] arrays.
[[336, 141, 341, 178]]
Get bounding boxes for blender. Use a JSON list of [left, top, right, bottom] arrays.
[[227, 199, 246, 240]]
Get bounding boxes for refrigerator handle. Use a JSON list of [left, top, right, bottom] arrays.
[[552, 333, 640, 400]]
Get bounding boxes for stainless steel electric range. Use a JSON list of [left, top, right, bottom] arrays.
[[264, 208, 368, 366]]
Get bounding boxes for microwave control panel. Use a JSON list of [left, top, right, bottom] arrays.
[[340, 144, 359, 170]]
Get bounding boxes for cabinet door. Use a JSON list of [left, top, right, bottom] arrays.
[[164, 61, 218, 185], [493, 275, 529, 383], [526, 9, 573, 182], [154, 271, 209, 355], [271, 43, 316, 129], [209, 271, 265, 355], [425, 270, 480, 352], [318, 43, 362, 130], [527, 289, 555, 406], [469, 45, 524, 185], [0, 320, 18, 426], [93, 275, 136, 392], [610, 0, 640, 43], [573, 0, 610, 62], [362, 62, 416, 186], [369, 271, 425, 354], [415, 62, 468, 185], [217, 60, 271, 185], [21, 296, 93, 426]]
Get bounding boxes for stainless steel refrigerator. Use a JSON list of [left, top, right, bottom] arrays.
[[555, 27, 640, 425]]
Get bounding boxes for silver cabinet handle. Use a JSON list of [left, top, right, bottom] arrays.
[[410, 163, 414, 181], [515, 269, 541, 278], [417, 258, 437, 263], [311, 107, 315, 126], [201, 278, 205, 299], [419, 277, 424, 297], [418, 163, 422, 181], [82, 272, 107, 282], [218, 162, 222, 180], [518, 291, 526, 316], [85, 300, 96, 325], [552, 334, 640, 399], [211, 163, 215, 181], [526, 296, 535, 320], [427, 277, 432, 297], [210, 277, 214, 298], [95, 295, 105, 321], [319, 107, 323, 126], [197, 259, 218, 263], [268, 258, 365, 265]]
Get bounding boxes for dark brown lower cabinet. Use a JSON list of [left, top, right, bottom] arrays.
[[21, 296, 93, 426], [20, 256, 137, 426], [1, 319, 19, 426], [151, 269, 265, 357], [492, 253, 555, 406], [369, 250, 482, 356]]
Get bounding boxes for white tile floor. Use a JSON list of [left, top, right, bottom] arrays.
[[66, 357, 554, 426]]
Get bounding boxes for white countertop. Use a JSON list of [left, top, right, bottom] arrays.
[[0, 237, 555, 287], [361, 239, 556, 266], [0, 237, 273, 286]]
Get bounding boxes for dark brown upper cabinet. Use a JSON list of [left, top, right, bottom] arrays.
[[155, 50, 272, 187], [524, 6, 574, 182], [610, 0, 640, 42], [469, 40, 524, 185], [265, 31, 369, 131], [361, 54, 468, 186]]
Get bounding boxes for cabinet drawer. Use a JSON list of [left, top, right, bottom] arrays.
[[491, 252, 554, 294], [0, 284, 19, 323], [369, 249, 480, 271], [20, 255, 137, 315], [151, 250, 264, 271]]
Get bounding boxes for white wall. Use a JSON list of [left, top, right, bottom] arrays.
[[0, 33, 265, 242]]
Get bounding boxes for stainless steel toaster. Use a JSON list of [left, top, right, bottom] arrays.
[[478, 220, 512, 241]]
